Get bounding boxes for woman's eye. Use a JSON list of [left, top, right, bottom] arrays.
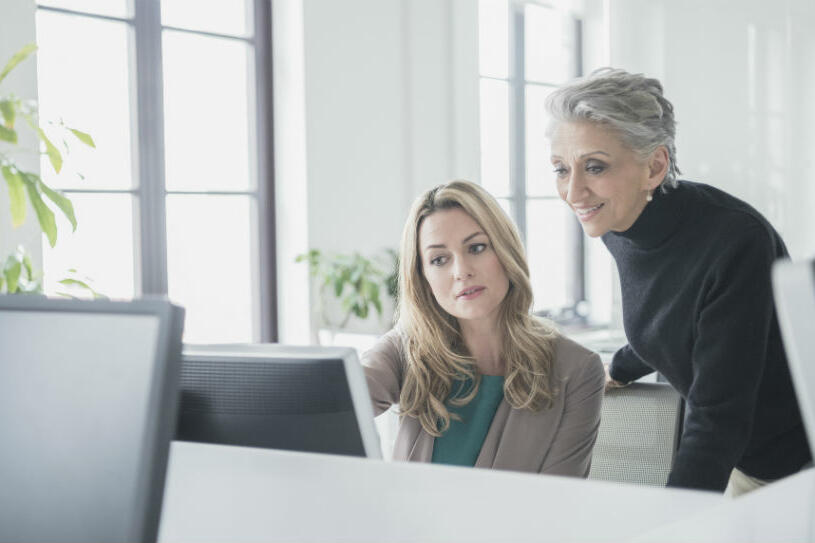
[[586, 162, 606, 174], [553, 166, 567, 177], [469, 243, 487, 254], [429, 255, 447, 266]]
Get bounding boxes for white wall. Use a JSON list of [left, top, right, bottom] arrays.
[[300, 0, 480, 254], [282, 0, 479, 338], [302, 0, 408, 258], [0, 0, 42, 269], [272, 0, 311, 344], [600, 0, 815, 259]]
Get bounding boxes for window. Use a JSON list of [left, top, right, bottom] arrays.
[[478, 0, 611, 326], [35, 0, 276, 342]]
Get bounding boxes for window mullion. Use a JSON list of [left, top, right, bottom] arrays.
[[509, 5, 526, 244], [253, 0, 278, 342], [133, 0, 169, 296], [570, 17, 586, 307]]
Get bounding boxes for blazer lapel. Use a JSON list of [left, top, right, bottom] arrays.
[[475, 400, 510, 468], [478, 397, 566, 472]]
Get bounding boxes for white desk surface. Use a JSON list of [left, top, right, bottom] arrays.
[[159, 441, 722, 543], [631, 468, 815, 542]]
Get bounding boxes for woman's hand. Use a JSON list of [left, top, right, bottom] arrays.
[[604, 363, 628, 392]]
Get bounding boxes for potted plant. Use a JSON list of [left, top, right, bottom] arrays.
[[0, 44, 100, 297], [296, 248, 398, 345]]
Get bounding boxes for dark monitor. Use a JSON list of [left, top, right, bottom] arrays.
[[175, 344, 382, 458], [0, 296, 184, 543]]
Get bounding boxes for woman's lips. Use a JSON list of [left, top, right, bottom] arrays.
[[574, 203, 604, 222], [457, 286, 486, 300]]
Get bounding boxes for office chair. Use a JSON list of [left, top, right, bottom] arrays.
[[588, 382, 683, 486]]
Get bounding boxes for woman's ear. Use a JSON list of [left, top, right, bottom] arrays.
[[646, 146, 670, 190]]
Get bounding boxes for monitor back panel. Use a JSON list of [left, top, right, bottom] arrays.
[[177, 352, 367, 456], [0, 298, 182, 543]]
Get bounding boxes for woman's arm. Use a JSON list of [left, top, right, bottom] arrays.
[[360, 329, 405, 416], [608, 344, 655, 384], [668, 225, 777, 491], [539, 352, 605, 476]]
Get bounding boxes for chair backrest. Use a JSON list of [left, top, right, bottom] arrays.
[[589, 382, 683, 486]]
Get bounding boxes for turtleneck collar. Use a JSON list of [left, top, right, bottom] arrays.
[[602, 181, 687, 250]]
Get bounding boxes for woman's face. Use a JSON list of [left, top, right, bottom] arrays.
[[549, 121, 665, 237], [418, 207, 510, 326]]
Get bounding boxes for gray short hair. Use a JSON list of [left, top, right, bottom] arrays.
[[545, 67, 681, 190]]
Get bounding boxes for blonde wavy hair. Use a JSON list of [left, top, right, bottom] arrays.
[[396, 180, 559, 436]]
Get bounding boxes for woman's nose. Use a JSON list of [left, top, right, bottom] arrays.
[[453, 259, 474, 280], [565, 171, 588, 203]]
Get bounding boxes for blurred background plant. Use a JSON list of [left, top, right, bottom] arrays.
[[0, 43, 101, 297], [296, 248, 398, 337], [383, 247, 399, 301]]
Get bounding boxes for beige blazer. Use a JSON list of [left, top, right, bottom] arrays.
[[362, 329, 605, 477]]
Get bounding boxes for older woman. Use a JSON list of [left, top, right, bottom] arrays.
[[362, 180, 604, 475], [545, 68, 811, 494]]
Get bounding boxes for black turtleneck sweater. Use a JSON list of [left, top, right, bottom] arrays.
[[603, 180, 811, 492]]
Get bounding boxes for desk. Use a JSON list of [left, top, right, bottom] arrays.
[[631, 468, 815, 542], [159, 441, 720, 542]]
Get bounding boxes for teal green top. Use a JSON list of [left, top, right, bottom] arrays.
[[431, 375, 505, 467]]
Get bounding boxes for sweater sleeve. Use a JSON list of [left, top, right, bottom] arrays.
[[609, 343, 655, 383], [667, 225, 776, 491], [539, 352, 605, 477], [360, 329, 405, 416]]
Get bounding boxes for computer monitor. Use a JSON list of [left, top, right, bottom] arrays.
[[772, 258, 815, 452], [176, 344, 382, 459], [0, 296, 184, 543]]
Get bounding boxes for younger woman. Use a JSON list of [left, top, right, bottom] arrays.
[[363, 180, 604, 475]]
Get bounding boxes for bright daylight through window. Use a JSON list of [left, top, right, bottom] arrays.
[[478, 0, 612, 326], [34, 0, 275, 343]]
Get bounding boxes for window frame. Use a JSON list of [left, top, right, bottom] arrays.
[[35, 0, 278, 341], [485, 0, 587, 323]]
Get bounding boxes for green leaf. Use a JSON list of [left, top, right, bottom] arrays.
[[58, 278, 87, 287], [68, 127, 95, 148], [0, 43, 37, 85], [0, 125, 17, 143], [296, 249, 323, 276], [350, 264, 363, 283], [21, 250, 33, 279], [1, 166, 26, 227], [363, 279, 379, 299], [0, 99, 16, 128], [37, 178, 76, 231], [333, 275, 345, 297], [3, 256, 21, 293], [24, 178, 57, 247], [37, 127, 63, 173], [357, 303, 369, 320], [58, 277, 106, 299]]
